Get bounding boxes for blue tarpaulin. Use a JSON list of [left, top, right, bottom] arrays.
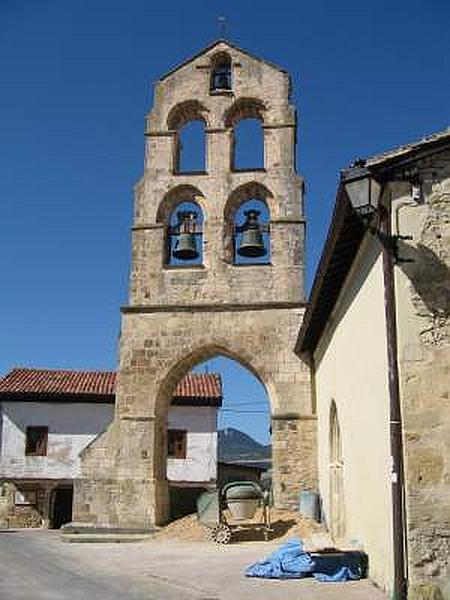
[[245, 538, 362, 582], [313, 566, 361, 582], [245, 538, 315, 579]]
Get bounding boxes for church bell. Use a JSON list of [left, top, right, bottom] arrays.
[[172, 211, 199, 260], [214, 72, 231, 90], [237, 209, 267, 258]]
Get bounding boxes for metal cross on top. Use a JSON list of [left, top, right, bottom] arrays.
[[218, 16, 228, 38]]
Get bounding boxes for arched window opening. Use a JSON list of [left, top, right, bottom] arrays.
[[166, 201, 203, 266], [210, 53, 232, 92], [167, 101, 208, 175], [225, 100, 266, 172], [232, 118, 264, 170], [329, 402, 345, 541], [176, 120, 206, 174], [233, 199, 270, 265], [166, 353, 271, 522]]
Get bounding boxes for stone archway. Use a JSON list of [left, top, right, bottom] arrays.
[[160, 348, 272, 520], [151, 343, 277, 523], [74, 307, 316, 530]]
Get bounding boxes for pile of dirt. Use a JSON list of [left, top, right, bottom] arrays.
[[154, 508, 324, 544]]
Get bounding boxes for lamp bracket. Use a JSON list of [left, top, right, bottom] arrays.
[[369, 228, 414, 264]]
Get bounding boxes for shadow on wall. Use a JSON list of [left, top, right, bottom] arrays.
[[398, 241, 450, 317]]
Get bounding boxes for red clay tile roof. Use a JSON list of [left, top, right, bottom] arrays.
[[0, 368, 222, 406], [0, 368, 116, 397], [172, 373, 222, 407]]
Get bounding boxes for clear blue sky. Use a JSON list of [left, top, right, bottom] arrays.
[[1, 1, 448, 442]]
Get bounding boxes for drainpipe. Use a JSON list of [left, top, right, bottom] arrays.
[[379, 196, 408, 600]]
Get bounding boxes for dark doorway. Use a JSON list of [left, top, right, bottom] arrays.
[[52, 487, 73, 529]]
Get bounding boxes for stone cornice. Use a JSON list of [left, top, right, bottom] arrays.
[[121, 301, 306, 314]]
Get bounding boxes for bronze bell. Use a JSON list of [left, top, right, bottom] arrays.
[[237, 209, 267, 258], [172, 210, 199, 260], [214, 72, 231, 90], [173, 232, 198, 260]]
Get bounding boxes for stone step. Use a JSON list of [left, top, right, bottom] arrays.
[[61, 532, 154, 543]]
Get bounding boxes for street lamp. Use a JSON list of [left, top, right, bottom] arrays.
[[340, 163, 382, 223], [341, 161, 412, 263]]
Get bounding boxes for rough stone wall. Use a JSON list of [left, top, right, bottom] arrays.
[[272, 415, 317, 508], [133, 41, 305, 308], [74, 41, 315, 529], [392, 163, 450, 599], [0, 480, 52, 528]]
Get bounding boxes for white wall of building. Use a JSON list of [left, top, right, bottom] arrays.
[[0, 401, 218, 485], [0, 402, 114, 479], [313, 236, 394, 593], [167, 405, 217, 484]]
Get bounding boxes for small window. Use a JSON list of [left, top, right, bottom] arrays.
[[168, 430, 187, 459], [25, 426, 48, 456]]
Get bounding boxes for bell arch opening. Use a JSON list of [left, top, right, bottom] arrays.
[[223, 182, 273, 265], [160, 351, 272, 522], [165, 200, 204, 267], [210, 52, 232, 92], [156, 185, 205, 267], [233, 199, 270, 265]]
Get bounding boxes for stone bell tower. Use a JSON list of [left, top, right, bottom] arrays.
[[73, 40, 317, 530]]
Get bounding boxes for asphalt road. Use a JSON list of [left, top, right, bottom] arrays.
[[0, 529, 387, 600]]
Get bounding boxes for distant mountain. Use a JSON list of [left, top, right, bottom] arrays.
[[218, 428, 271, 463]]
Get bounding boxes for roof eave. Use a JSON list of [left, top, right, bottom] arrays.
[[295, 184, 366, 355], [366, 128, 450, 172], [0, 391, 115, 404], [172, 396, 223, 408]]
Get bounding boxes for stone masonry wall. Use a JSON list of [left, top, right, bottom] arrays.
[[272, 415, 317, 509], [392, 165, 450, 599], [74, 306, 316, 527]]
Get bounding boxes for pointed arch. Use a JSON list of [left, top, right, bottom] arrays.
[[155, 343, 278, 416], [329, 400, 346, 540]]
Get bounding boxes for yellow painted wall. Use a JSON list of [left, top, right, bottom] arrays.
[[314, 236, 394, 593]]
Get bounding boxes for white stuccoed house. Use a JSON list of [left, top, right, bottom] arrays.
[[0, 368, 222, 528]]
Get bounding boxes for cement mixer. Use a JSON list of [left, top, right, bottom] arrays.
[[196, 481, 272, 544]]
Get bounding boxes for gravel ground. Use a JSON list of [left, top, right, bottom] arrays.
[[154, 508, 325, 543]]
